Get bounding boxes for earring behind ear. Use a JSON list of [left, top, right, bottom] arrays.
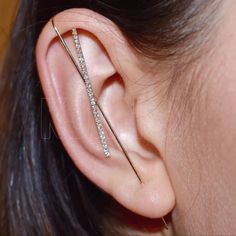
[[51, 18, 169, 230]]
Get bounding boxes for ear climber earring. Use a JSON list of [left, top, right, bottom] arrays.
[[72, 28, 110, 158], [51, 19, 142, 182], [51, 18, 168, 230]]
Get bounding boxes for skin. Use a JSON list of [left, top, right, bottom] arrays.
[[168, 1, 236, 234], [36, 1, 236, 235]]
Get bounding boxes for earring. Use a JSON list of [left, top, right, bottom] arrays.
[[71, 28, 110, 158], [51, 19, 168, 230], [51, 19, 142, 182]]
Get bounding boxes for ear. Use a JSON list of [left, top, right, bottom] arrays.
[[36, 9, 175, 220]]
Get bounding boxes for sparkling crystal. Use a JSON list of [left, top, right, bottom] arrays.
[[72, 28, 110, 159]]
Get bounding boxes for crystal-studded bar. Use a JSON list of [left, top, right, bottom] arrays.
[[72, 29, 110, 158]]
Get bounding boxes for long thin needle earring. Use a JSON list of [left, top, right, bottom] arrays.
[[51, 18, 168, 230]]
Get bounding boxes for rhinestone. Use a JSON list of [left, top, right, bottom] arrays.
[[97, 122, 102, 129], [104, 151, 110, 158], [91, 100, 96, 107]]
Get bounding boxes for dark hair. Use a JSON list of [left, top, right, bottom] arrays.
[[0, 0, 220, 235]]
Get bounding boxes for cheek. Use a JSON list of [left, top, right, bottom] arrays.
[[207, 68, 236, 161], [164, 2, 236, 232], [166, 54, 236, 234], [206, 0, 236, 171], [204, 61, 236, 203]]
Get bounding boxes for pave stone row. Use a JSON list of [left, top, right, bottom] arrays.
[[72, 29, 110, 158]]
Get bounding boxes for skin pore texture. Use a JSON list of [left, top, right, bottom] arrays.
[[166, 1, 236, 234], [35, 1, 236, 235]]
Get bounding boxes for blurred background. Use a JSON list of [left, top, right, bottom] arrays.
[[0, 1, 18, 69]]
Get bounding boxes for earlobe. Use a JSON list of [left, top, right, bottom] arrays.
[[36, 8, 175, 225]]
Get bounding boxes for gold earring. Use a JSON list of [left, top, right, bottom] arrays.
[[51, 18, 168, 230]]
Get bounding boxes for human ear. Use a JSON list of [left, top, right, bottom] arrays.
[[36, 8, 175, 220]]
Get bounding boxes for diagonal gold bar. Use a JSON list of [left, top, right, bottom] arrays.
[[51, 18, 168, 230]]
